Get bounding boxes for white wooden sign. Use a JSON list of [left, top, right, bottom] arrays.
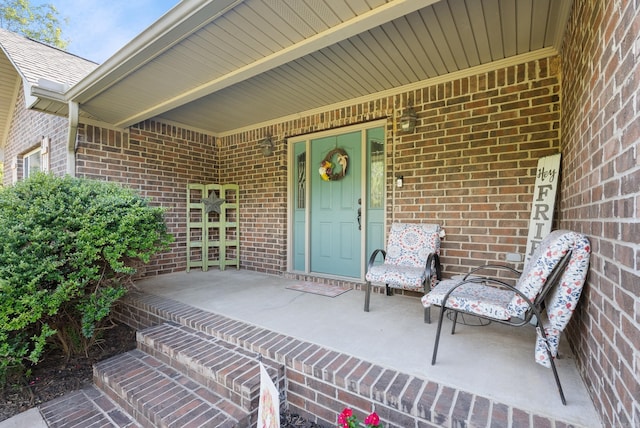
[[525, 153, 562, 262], [257, 362, 280, 428]]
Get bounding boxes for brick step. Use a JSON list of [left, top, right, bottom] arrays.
[[136, 322, 284, 414], [39, 385, 141, 428], [94, 349, 251, 428]]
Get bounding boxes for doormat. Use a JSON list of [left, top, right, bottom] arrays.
[[286, 282, 350, 297]]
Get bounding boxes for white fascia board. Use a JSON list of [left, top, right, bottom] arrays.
[[66, 0, 245, 103]]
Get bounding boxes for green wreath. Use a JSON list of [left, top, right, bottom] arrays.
[[318, 148, 348, 181]]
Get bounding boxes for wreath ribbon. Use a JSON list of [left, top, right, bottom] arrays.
[[318, 148, 348, 181]]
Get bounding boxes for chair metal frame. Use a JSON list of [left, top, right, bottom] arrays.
[[430, 252, 572, 405]]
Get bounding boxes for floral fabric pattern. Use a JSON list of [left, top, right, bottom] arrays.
[[535, 232, 590, 367], [422, 230, 591, 367], [365, 223, 441, 290], [421, 279, 514, 320]]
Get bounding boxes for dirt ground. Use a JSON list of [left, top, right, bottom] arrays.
[[0, 321, 324, 427], [0, 321, 137, 422]]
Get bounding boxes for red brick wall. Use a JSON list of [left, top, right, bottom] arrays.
[[3, 85, 69, 184], [393, 58, 561, 276], [219, 57, 561, 277], [75, 120, 217, 276], [560, 1, 640, 427]]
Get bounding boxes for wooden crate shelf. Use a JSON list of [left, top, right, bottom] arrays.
[[186, 183, 239, 271]]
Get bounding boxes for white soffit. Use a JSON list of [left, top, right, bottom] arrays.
[[69, 0, 573, 135]]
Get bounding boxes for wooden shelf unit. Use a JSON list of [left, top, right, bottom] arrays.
[[186, 183, 239, 271]]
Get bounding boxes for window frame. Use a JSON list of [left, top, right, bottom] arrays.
[[23, 147, 42, 179]]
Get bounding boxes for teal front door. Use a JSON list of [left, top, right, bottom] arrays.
[[290, 122, 386, 280], [310, 131, 362, 277]]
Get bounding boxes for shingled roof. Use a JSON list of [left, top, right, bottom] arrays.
[[0, 28, 97, 88], [0, 29, 98, 148]]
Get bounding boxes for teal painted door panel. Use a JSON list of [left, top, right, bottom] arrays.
[[310, 132, 361, 277]]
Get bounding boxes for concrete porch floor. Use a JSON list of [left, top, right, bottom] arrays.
[[131, 268, 600, 427]]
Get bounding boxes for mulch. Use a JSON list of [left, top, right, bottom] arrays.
[[0, 321, 136, 422]]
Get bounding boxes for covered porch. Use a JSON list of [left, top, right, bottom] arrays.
[[128, 268, 599, 427]]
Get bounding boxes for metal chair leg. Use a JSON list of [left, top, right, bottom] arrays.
[[424, 306, 431, 324], [548, 350, 567, 405], [364, 281, 371, 312], [537, 323, 567, 405], [451, 311, 459, 334], [431, 306, 448, 365]]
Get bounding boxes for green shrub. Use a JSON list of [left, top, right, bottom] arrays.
[[0, 173, 173, 383]]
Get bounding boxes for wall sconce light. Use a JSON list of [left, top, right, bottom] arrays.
[[399, 106, 417, 133], [259, 135, 274, 156], [396, 175, 403, 188]]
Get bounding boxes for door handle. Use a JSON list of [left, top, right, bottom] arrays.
[[357, 198, 362, 230]]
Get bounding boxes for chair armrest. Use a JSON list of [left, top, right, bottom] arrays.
[[425, 253, 442, 281], [464, 264, 521, 280], [367, 249, 386, 270]]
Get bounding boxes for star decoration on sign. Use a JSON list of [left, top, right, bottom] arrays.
[[201, 190, 225, 214]]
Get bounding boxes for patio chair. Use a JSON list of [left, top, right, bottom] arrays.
[[364, 223, 443, 322], [421, 229, 591, 405]]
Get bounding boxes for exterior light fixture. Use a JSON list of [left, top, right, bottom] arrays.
[[399, 106, 417, 133], [259, 135, 274, 156]]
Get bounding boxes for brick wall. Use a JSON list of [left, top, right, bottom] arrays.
[[75, 120, 217, 276], [560, 1, 640, 427], [3, 86, 69, 185], [392, 58, 561, 276], [218, 57, 561, 277]]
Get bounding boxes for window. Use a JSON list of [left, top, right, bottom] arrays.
[[368, 139, 384, 209], [23, 147, 42, 178]]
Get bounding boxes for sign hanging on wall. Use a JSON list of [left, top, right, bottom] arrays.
[[525, 153, 562, 262]]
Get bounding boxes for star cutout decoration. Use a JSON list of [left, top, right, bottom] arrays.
[[201, 190, 225, 214]]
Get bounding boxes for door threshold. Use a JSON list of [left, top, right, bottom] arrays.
[[283, 271, 364, 290]]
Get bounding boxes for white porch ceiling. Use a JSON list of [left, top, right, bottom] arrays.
[[69, 0, 573, 136]]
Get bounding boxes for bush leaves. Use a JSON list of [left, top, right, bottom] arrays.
[[0, 174, 173, 383]]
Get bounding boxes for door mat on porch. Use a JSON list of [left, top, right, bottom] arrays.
[[286, 282, 350, 297]]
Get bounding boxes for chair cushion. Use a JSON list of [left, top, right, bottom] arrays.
[[535, 320, 562, 368], [508, 230, 590, 319], [384, 223, 440, 267], [535, 232, 590, 367], [365, 264, 426, 289], [422, 279, 514, 320], [543, 232, 591, 330], [365, 223, 441, 291]]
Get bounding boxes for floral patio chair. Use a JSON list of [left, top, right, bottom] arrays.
[[421, 229, 591, 405], [364, 223, 443, 322]]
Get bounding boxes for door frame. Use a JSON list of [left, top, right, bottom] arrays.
[[287, 119, 387, 281]]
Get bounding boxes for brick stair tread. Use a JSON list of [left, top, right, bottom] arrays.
[[94, 349, 250, 428], [136, 322, 283, 412], [39, 385, 141, 428]]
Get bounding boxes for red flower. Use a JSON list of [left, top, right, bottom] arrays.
[[337, 408, 356, 428], [365, 412, 381, 426], [337, 408, 383, 427]]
